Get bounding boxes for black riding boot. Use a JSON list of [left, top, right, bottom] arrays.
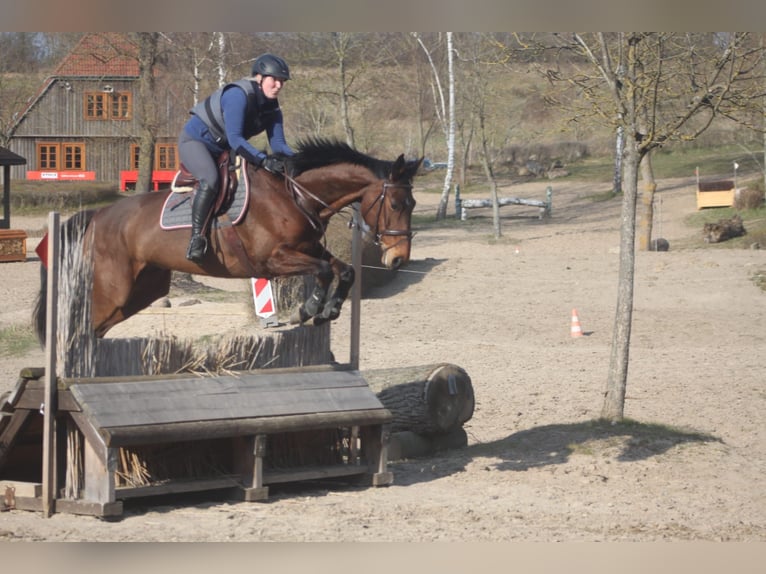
[[186, 180, 217, 263]]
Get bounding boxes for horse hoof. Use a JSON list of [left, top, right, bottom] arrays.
[[290, 307, 312, 325]]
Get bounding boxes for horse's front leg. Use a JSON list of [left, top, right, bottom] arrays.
[[313, 255, 355, 325], [264, 245, 335, 324], [291, 271, 332, 325]]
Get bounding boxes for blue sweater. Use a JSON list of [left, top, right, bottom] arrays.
[[184, 81, 293, 165]]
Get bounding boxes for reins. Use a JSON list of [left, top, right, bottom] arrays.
[[282, 172, 414, 251]]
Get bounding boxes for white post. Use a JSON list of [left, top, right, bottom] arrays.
[[349, 203, 362, 370]]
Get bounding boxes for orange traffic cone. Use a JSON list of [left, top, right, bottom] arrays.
[[570, 308, 583, 338]]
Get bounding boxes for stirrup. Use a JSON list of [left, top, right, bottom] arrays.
[[186, 235, 208, 262]]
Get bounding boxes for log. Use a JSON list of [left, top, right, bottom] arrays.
[[362, 363, 474, 435], [703, 214, 746, 243]]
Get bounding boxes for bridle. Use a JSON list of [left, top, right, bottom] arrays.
[[283, 174, 415, 250], [360, 182, 415, 248]]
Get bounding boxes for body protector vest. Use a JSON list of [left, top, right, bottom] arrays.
[[190, 79, 281, 146]]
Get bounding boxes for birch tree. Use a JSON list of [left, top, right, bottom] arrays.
[[415, 32, 456, 220]]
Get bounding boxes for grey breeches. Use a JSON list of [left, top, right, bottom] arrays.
[[178, 130, 220, 189]]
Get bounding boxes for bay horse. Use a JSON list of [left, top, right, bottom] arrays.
[[34, 138, 421, 342]]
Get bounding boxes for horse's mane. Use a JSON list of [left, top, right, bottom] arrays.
[[288, 137, 392, 179]]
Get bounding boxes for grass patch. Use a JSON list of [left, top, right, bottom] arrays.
[[753, 269, 766, 292], [9, 182, 122, 216], [0, 324, 39, 358], [564, 144, 763, 183]]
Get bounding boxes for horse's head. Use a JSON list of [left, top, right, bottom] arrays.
[[359, 154, 422, 270]]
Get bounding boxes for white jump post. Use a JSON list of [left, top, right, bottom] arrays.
[[349, 202, 362, 370]]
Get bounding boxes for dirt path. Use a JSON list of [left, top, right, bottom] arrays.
[[1, 176, 764, 541]]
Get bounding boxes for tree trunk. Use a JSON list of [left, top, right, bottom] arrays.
[[479, 131, 501, 239], [135, 32, 159, 194], [613, 126, 624, 194], [437, 32, 456, 220], [363, 363, 474, 435], [601, 140, 640, 421], [638, 149, 657, 251]]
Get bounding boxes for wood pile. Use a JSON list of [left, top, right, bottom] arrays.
[[703, 214, 746, 243]]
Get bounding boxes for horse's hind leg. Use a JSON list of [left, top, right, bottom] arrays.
[[123, 266, 172, 320], [91, 263, 171, 337]]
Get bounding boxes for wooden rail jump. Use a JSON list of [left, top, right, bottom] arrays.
[[456, 185, 552, 220]]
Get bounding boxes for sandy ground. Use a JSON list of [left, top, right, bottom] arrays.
[[0, 174, 764, 543]]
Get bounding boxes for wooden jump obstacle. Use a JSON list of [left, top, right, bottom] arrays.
[[696, 180, 736, 210], [455, 185, 552, 220], [1, 365, 391, 517], [0, 207, 395, 517]]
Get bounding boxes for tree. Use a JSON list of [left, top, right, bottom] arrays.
[[133, 32, 161, 193], [458, 33, 510, 238], [538, 32, 766, 420], [415, 32, 456, 220]]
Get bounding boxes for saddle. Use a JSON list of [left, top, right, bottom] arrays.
[[172, 150, 239, 216]]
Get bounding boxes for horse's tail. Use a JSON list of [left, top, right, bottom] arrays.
[[33, 209, 97, 348]]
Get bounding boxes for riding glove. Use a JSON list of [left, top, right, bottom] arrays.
[[260, 155, 286, 174]]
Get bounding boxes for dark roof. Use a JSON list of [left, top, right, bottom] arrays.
[[0, 146, 27, 166], [54, 33, 139, 78]]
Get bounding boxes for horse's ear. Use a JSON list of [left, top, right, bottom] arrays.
[[390, 154, 406, 179]]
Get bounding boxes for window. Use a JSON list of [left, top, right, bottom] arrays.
[[38, 143, 58, 170], [156, 144, 178, 170], [85, 91, 132, 120], [130, 144, 178, 171], [37, 142, 85, 171]]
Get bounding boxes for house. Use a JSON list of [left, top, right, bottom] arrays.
[[6, 33, 187, 191]]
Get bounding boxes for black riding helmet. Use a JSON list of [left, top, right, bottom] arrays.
[[252, 53, 290, 80]]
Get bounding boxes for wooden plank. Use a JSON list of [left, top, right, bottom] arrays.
[[263, 464, 369, 484], [14, 389, 81, 412], [2, 480, 42, 498], [54, 498, 123, 517], [82, 439, 117, 505], [60, 363, 354, 388], [102, 408, 392, 447], [115, 475, 242, 499], [697, 189, 735, 209], [69, 369, 369, 396], [70, 374, 385, 429], [1, 378, 28, 413]]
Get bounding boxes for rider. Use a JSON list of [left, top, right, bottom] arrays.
[[179, 53, 295, 263]]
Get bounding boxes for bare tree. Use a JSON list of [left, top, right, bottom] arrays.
[[415, 32, 456, 219], [330, 32, 356, 147], [458, 33, 509, 238], [133, 32, 161, 193], [537, 32, 766, 420]]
